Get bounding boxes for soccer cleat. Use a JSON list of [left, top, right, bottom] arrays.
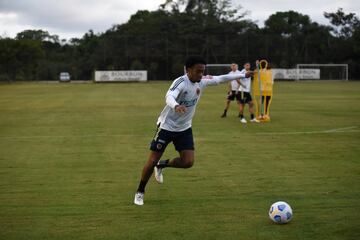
[[154, 165, 164, 184], [250, 118, 260, 123], [134, 192, 144, 205], [240, 118, 247, 123], [220, 113, 226, 118]]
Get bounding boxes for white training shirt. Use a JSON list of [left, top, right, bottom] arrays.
[[238, 69, 251, 93], [157, 73, 246, 132], [229, 70, 241, 91]]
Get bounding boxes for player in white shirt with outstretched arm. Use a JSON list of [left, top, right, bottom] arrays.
[[134, 57, 251, 205]]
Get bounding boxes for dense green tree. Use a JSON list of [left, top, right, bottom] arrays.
[[16, 29, 59, 43], [324, 8, 360, 38], [324, 8, 360, 78], [0, 38, 43, 80], [262, 11, 334, 67], [0, 0, 359, 81]]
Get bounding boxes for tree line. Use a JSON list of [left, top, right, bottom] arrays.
[[0, 0, 359, 81]]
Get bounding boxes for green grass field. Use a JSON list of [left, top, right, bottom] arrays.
[[0, 81, 359, 240]]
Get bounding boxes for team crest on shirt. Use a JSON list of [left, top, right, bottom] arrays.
[[196, 88, 200, 95]]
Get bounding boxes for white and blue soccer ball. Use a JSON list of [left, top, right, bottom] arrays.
[[269, 201, 293, 224]]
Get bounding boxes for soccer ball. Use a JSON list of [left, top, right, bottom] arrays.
[[269, 201, 293, 224]]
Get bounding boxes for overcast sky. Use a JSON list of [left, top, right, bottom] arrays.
[[0, 0, 359, 40]]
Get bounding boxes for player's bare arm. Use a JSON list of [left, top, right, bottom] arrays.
[[245, 71, 252, 78]]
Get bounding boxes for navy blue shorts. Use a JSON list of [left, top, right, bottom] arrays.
[[227, 91, 241, 101], [236, 91, 253, 104], [150, 126, 194, 152]]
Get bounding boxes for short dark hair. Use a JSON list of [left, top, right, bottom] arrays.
[[185, 56, 207, 69]]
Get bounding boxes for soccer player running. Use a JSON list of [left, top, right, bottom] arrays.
[[237, 62, 260, 123], [220, 63, 241, 118], [134, 57, 251, 205]]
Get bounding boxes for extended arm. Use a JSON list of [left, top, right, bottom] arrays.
[[203, 72, 250, 86]]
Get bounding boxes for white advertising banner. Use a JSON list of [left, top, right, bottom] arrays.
[[95, 71, 147, 82], [272, 69, 320, 80]]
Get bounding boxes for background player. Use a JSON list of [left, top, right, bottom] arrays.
[[134, 57, 251, 205], [220, 63, 241, 118], [237, 62, 259, 123]]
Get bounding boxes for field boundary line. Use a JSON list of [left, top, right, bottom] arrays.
[[256, 126, 359, 135], [323, 126, 357, 133]]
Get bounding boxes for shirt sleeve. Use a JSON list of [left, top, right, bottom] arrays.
[[165, 79, 185, 109], [201, 73, 247, 87]]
